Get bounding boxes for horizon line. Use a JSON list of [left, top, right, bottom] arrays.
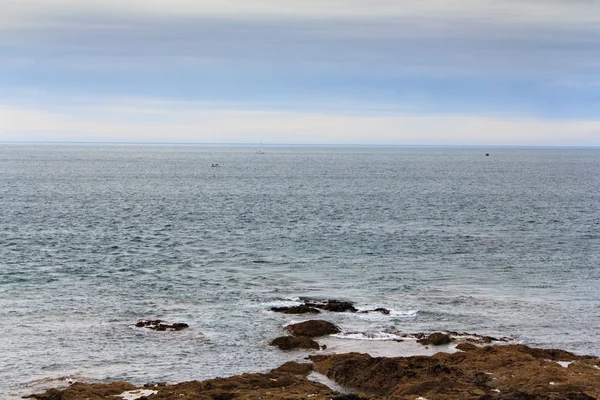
[[1, 140, 599, 149]]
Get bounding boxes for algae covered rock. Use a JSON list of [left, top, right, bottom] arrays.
[[270, 335, 320, 350], [285, 320, 341, 337]]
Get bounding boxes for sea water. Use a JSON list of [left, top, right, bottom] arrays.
[[1, 144, 598, 398]]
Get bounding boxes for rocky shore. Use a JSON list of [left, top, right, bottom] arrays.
[[26, 301, 600, 400]]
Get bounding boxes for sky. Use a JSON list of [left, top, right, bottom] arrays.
[[1, 0, 600, 146]]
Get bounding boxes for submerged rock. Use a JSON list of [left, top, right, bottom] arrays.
[[370, 307, 390, 315], [270, 305, 321, 314], [305, 300, 358, 313], [135, 320, 189, 331], [417, 332, 453, 346], [285, 320, 341, 337], [270, 335, 320, 350]]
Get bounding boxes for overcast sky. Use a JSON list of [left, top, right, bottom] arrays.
[[1, 0, 600, 145]]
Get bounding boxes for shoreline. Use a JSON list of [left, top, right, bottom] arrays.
[[18, 301, 600, 400], [25, 342, 600, 400], [24, 324, 600, 400]]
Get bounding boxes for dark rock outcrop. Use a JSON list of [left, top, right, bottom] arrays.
[[285, 320, 341, 337], [26, 382, 136, 400], [456, 342, 479, 352], [305, 300, 358, 313], [29, 363, 336, 400], [310, 344, 600, 400], [270, 305, 321, 314], [27, 344, 600, 400], [417, 332, 453, 346], [135, 320, 189, 331], [270, 335, 320, 350]]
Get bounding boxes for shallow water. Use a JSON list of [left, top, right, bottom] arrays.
[[1, 144, 599, 398]]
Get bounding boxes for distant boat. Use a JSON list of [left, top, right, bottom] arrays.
[[256, 140, 265, 154]]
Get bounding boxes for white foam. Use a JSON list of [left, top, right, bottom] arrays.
[[264, 299, 304, 309], [353, 308, 419, 320], [318, 336, 459, 358], [118, 389, 158, 400], [307, 372, 353, 394], [331, 331, 404, 341]]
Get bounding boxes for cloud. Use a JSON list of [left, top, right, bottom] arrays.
[[2, 2, 599, 81], [1, 98, 598, 146], [2, 0, 600, 26], [1, 1, 599, 143]]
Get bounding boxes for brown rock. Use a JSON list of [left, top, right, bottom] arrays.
[[417, 332, 453, 346], [271, 361, 313, 375], [27, 344, 600, 400], [457, 342, 479, 352], [27, 366, 337, 400], [24, 388, 63, 400], [285, 320, 341, 337], [270, 335, 320, 350], [310, 344, 600, 400]]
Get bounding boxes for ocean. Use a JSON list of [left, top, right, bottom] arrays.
[[1, 144, 598, 398]]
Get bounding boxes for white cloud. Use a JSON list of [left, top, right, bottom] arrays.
[[1, 99, 598, 146], [2, 0, 600, 29]]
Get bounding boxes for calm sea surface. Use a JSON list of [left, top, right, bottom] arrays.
[[1, 144, 599, 398]]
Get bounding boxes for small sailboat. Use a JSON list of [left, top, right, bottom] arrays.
[[256, 140, 265, 154]]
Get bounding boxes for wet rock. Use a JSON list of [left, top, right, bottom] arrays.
[[23, 388, 63, 400], [27, 382, 137, 400], [144, 382, 168, 388], [304, 300, 358, 313], [28, 344, 600, 400], [270, 335, 320, 350], [285, 320, 341, 337], [310, 344, 600, 400], [331, 395, 368, 400], [516, 346, 590, 361], [135, 320, 189, 331], [271, 361, 313, 375], [457, 342, 479, 352], [270, 305, 321, 314], [370, 308, 390, 315], [27, 366, 337, 400], [417, 332, 453, 346]]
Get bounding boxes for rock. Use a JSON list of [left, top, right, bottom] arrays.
[[271, 361, 313, 375], [331, 395, 368, 400], [27, 344, 600, 400], [270, 335, 320, 350], [310, 344, 600, 400], [135, 320, 189, 331], [417, 332, 453, 346], [456, 342, 479, 352], [304, 300, 358, 313], [27, 365, 337, 400], [27, 382, 137, 400], [285, 320, 341, 337], [23, 388, 63, 400], [370, 308, 390, 315], [270, 305, 321, 314]]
